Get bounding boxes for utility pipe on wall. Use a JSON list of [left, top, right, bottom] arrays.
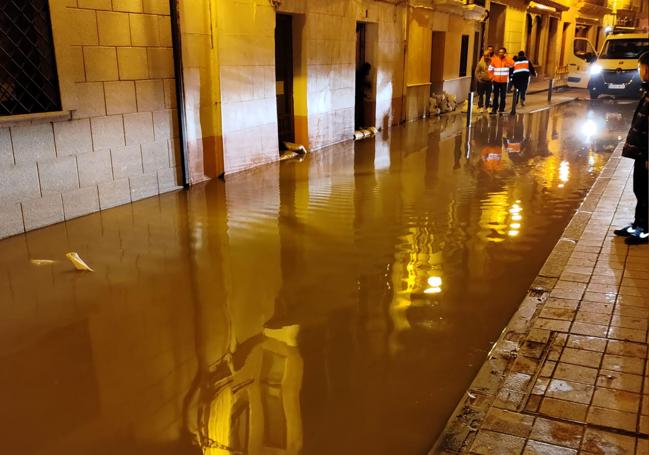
[[400, 2, 410, 124], [169, 0, 191, 188]]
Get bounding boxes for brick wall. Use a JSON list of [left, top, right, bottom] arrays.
[[0, 0, 182, 240]]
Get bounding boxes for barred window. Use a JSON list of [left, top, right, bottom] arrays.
[[0, 0, 61, 116]]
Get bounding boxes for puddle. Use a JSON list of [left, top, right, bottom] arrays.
[[0, 100, 635, 455]]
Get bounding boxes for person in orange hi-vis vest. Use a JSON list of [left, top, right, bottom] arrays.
[[488, 48, 515, 115], [512, 51, 537, 106]]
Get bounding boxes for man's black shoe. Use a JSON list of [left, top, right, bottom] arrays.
[[614, 224, 637, 237]]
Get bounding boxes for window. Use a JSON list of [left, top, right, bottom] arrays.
[[573, 38, 596, 61], [0, 0, 61, 116], [459, 35, 470, 77], [600, 39, 649, 59]]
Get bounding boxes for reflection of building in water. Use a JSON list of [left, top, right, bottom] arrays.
[[182, 173, 304, 455], [389, 229, 445, 353], [185, 329, 303, 455], [386, 129, 449, 353]]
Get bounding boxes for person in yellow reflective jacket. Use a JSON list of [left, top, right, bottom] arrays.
[[488, 48, 515, 114]]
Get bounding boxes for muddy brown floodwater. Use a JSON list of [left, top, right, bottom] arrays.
[[0, 100, 636, 455]]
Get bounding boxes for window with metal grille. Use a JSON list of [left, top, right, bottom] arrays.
[[0, 0, 61, 116]]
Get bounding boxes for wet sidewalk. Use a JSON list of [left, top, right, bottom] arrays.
[[434, 144, 649, 454], [465, 87, 585, 117], [527, 77, 569, 95]]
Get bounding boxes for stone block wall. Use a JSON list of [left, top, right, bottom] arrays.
[[405, 7, 480, 121], [217, 0, 279, 175], [180, 0, 407, 177], [280, 0, 405, 150], [178, 0, 224, 183], [374, 4, 405, 131], [0, 0, 182, 240], [0, 0, 485, 239]]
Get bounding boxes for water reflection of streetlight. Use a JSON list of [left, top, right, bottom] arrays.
[[479, 195, 525, 242], [581, 119, 597, 140], [558, 160, 570, 188], [508, 200, 523, 237], [588, 153, 596, 173], [581, 112, 605, 144], [424, 276, 443, 294]]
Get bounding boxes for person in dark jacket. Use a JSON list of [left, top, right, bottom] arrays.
[[512, 51, 536, 106], [614, 51, 649, 245]]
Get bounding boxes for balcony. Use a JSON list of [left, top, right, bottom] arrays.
[[576, 0, 612, 17]]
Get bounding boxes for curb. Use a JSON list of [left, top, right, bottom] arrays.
[[428, 142, 626, 454], [527, 83, 569, 95]]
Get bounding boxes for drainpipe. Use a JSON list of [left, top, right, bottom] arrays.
[[169, 0, 191, 188], [400, 2, 410, 124]]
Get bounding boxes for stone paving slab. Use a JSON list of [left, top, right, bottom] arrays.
[[431, 143, 649, 455]]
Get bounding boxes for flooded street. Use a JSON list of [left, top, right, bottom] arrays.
[[0, 100, 636, 455]]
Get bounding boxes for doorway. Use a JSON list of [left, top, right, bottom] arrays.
[[533, 16, 543, 63], [355, 22, 368, 130], [275, 14, 294, 147], [355, 22, 377, 130], [487, 2, 506, 49], [526, 14, 533, 55], [545, 17, 559, 77]]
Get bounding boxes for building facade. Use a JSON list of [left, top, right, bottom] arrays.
[[483, 0, 645, 80], [0, 0, 180, 239], [0, 0, 635, 240]]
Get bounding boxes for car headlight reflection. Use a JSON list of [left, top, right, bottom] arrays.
[[589, 64, 603, 76]]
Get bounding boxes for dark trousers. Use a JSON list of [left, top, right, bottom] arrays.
[[513, 74, 529, 103], [491, 82, 507, 112], [633, 159, 648, 231], [477, 80, 492, 108]]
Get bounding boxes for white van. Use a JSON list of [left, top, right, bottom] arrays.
[[566, 37, 598, 89], [588, 33, 649, 99]]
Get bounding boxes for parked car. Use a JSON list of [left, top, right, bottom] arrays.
[[588, 33, 649, 99]]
